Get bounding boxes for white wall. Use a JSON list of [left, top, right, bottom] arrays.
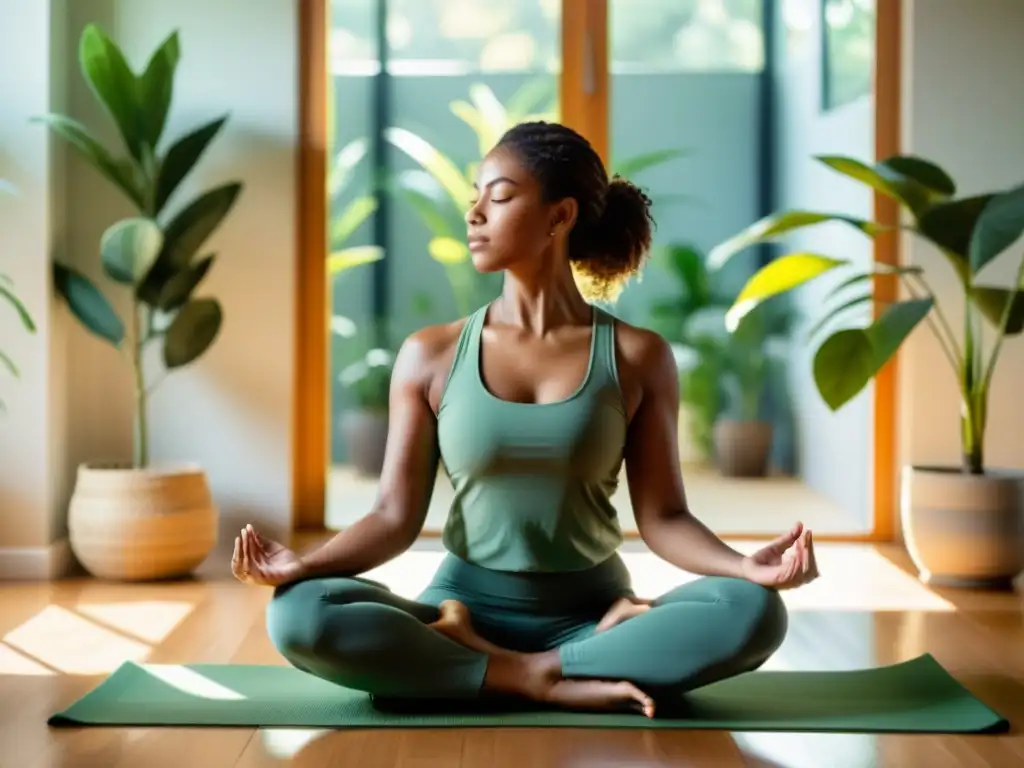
[[0, 0, 70, 572], [899, 0, 1024, 484], [0, 0, 299, 576], [772, 2, 874, 527]]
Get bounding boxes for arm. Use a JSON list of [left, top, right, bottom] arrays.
[[295, 330, 447, 579], [620, 329, 749, 579]]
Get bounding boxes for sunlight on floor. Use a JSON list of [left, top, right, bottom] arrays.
[[75, 600, 194, 645], [3, 604, 151, 674], [365, 544, 955, 613], [733, 731, 878, 768], [259, 728, 333, 761], [0, 599, 198, 675], [0, 642, 56, 676], [144, 665, 247, 700]]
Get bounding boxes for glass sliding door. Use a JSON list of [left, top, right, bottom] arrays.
[[325, 0, 565, 532], [315, 0, 884, 540]]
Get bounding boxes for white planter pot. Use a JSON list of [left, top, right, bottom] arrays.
[[900, 465, 1024, 589], [68, 462, 218, 581]]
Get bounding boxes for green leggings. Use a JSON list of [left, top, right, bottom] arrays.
[[265, 552, 787, 702]]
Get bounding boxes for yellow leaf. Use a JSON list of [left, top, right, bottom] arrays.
[[726, 253, 847, 331], [327, 246, 383, 275], [429, 237, 469, 265]]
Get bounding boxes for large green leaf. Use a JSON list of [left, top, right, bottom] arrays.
[[0, 281, 36, 333], [708, 211, 881, 269], [79, 24, 144, 162], [968, 182, 1024, 275], [726, 253, 847, 331], [865, 298, 934, 368], [811, 298, 932, 410], [159, 182, 243, 271], [969, 286, 1024, 335], [327, 246, 384, 275], [163, 298, 222, 368], [813, 329, 875, 410], [384, 127, 475, 209], [884, 156, 956, 197], [53, 262, 125, 346], [395, 180, 459, 239], [816, 155, 952, 215], [32, 114, 144, 209], [916, 194, 995, 283], [156, 254, 215, 310], [330, 195, 378, 247], [100, 218, 163, 285], [137, 30, 180, 151], [664, 244, 710, 305], [154, 116, 228, 213]]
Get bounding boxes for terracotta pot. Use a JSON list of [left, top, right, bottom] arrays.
[[713, 419, 773, 477], [341, 409, 389, 477], [901, 465, 1024, 589], [67, 462, 218, 581]]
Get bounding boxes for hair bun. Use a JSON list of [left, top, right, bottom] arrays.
[[573, 175, 654, 302]]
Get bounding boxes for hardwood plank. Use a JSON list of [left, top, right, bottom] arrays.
[[3, 544, 1022, 767]]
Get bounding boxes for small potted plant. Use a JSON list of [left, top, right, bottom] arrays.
[[709, 153, 1024, 588], [34, 24, 243, 580], [338, 344, 394, 477]]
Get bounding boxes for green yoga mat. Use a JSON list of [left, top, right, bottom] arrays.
[[48, 653, 1008, 734]]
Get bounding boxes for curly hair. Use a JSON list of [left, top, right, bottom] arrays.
[[494, 121, 655, 303]]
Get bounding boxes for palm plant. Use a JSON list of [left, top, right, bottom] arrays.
[[709, 154, 1024, 475], [0, 180, 37, 413], [386, 80, 689, 318]]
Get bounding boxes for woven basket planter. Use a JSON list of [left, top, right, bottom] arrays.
[[68, 462, 218, 581]]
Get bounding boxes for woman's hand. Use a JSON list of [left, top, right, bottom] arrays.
[[740, 523, 819, 590], [231, 524, 306, 587]]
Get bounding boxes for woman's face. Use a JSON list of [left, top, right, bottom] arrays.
[[464, 146, 575, 274]]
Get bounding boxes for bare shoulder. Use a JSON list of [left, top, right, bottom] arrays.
[[394, 317, 471, 410], [610, 317, 678, 414]]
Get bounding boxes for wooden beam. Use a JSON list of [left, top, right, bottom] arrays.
[[872, 0, 903, 542], [560, 0, 609, 167], [292, 0, 328, 531]]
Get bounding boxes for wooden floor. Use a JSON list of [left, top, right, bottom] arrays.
[[1, 537, 1022, 768]]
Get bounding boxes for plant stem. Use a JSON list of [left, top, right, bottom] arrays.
[[907, 272, 963, 365], [132, 301, 149, 469], [900, 274, 963, 383]]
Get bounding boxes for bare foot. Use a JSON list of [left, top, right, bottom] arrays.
[[428, 599, 656, 717], [547, 678, 656, 718], [428, 600, 503, 654]]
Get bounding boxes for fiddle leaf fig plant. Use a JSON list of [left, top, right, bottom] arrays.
[[33, 24, 243, 468], [709, 154, 1024, 475]]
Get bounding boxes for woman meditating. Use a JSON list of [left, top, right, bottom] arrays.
[[232, 121, 819, 718]]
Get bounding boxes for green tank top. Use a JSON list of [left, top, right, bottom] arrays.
[[436, 303, 628, 573]]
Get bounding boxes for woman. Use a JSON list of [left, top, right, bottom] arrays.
[[233, 121, 819, 718]]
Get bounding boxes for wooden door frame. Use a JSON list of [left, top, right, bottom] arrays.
[[292, 0, 903, 542]]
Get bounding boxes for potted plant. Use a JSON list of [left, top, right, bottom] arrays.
[[704, 299, 795, 478], [1, 180, 38, 413], [338, 343, 394, 477], [649, 243, 795, 476], [709, 153, 1024, 588], [33, 25, 243, 581]]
